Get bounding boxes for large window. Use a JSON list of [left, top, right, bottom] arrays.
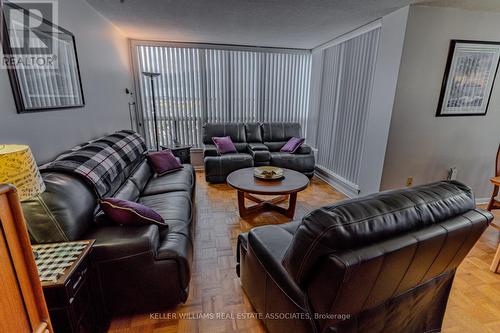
[[133, 43, 311, 148]]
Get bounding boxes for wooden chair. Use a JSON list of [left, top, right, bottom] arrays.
[[490, 224, 500, 273], [487, 144, 500, 273]]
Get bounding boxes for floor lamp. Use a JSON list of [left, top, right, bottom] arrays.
[[142, 72, 161, 151]]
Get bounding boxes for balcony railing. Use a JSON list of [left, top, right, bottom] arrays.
[[143, 116, 202, 148]]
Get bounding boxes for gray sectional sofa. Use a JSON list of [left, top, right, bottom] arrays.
[[202, 122, 315, 183]]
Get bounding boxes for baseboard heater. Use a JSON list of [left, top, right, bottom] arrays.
[[314, 165, 360, 198]]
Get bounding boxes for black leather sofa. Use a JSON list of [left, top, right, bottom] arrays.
[[237, 181, 492, 333], [21, 134, 196, 314], [202, 122, 315, 183]]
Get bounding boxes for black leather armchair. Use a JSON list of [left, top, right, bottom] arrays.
[[21, 134, 196, 315], [202, 122, 315, 183], [237, 181, 492, 333]]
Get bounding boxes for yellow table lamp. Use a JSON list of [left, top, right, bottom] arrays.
[[0, 144, 45, 201]]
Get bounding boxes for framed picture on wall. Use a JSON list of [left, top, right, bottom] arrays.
[[2, 2, 85, 113], [436, 40, 500, 117]]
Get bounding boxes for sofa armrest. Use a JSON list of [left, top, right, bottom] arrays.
[[247, 224, 306, 309], [156, 232, 193, 289], [85, 224, 160, 262], [295, 144, 312, 155], [249, 149, 271, 163], [248, 143, 269, 151], [203, 144, 219, 157]]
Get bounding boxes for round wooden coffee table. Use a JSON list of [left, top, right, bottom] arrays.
[[227, 167, 309, 218]]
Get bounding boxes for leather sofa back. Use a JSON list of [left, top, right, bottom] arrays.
[[22, 172, 98, 243], [22, 142, 153, 244], [202, 123, 247, 144], [282, 181, 477, 285], [306, 207, 490, 331], [245, 123, 263, 143], [107, 160, 153, 203], [128, 159, 154, 195], [202, 123, 247, 152], [202, 122, 303, 146]]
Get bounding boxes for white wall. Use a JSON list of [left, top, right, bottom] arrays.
[[357, 6, 409, 196], [0, 0, 133, 163], [381, 5, 500, 200]]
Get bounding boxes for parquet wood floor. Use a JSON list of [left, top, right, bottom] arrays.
[[108, 171, 500, 333]]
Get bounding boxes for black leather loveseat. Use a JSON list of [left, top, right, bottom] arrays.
[[21, 132, 196, 314], [202, 122, 315, 183], [237, 181, 492, 333]]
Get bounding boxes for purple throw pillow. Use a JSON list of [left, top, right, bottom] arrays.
[[281, 137, 305, 153], [147, 150, 183, 176], [99, 198, 167, 227], [212, 136, 237, 154]]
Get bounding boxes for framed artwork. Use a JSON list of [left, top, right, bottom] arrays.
[[2, 2, 85, 113], [436, 40, 500, 117]]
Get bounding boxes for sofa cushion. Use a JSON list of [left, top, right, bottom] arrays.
[[139, 191, 193, 239], [251, 150, 271, 163], [234, 142, 250, 153], [204, 153, 254, 178], [142, 164, 195, 196], [264, 141, 287, 152], [99, 198, 167, 227], [129, 159, 153, 192], [212, 136, 238, 154], [113, 178, 141, 202], [245, 122, 263, 142], [147, 150, 183, 175], [270, 152, 315, 173], [262, 123, 302, 142], [248, 143, 269, 151]]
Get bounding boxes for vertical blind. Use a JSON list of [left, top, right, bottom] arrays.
[[135, 44, 311, 148], [315, 28, 380, 189]]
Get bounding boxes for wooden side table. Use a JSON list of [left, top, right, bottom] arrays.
[[161, 145, 192, 164], [33, 240, 108, 332]]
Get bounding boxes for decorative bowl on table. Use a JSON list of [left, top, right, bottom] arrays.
[[253, 166, 284, 180]]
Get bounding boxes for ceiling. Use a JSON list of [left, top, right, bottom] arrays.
[[420, 0, 500, 12], [86, 0, 425, 49]]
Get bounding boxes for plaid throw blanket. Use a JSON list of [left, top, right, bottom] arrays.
[[41, 130, 146, 197]]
